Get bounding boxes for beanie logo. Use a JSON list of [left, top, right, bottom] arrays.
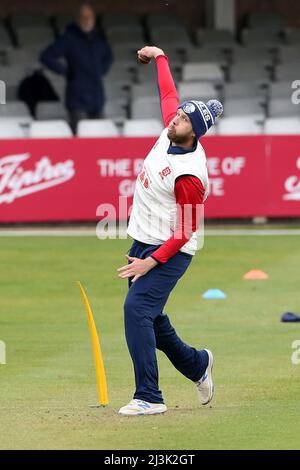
[[199, 103, 213, 122], [183, 103, 196, 114]]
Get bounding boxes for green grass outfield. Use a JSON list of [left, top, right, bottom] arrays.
[[0, 234, 299, 450]]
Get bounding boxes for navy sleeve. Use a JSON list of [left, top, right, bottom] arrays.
[[40, 37, 68, 76]]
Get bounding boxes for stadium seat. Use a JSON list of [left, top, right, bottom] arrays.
[[0, 116, 32, 128], [0, 100, 30, 118], [48, 79, 65, 102], [229, 63, 270, 82], [182, 63, 224, 84], [223, 98, 265, 118], [105, 65, 133, 83], [268, 98, 300, 117], [286, 28, 300, 44], [111, 45, 137, 64], [269, 81, 295, 99], [223, 82, 267, 100], [277, 46, 300, 64], [0, 46, 8, 66], [5, 86, 18, 101], [218, 116, 263, 135], [29, 120, 72, 138], [36, 101, 68, 120], [136, 62, 159, 83], [130, 83, 157, 100], [232, 46, 274, 66], [185, 47, 227, 66], [275, 64, 300, 81], [247, 12, 286, 31], [264, 117, 300, 134], [106, 30, 145, 46], [196, 29, 235, 48], [42, 69, 66, 101], [16, 27, 54, 48], [123, 119, 163, 137], [0, 121, 26, 138], [156, 41, 191, 55], [104, 80, 130, 102], [77, 119, 119, 137], [6, 46, 40, 66], [150, 29, 191, 47], [0, 65, 29, 87], [0, 24, 12, 47], [104, 100, 127, 121], [241, 29, 282, 47], [131, 96, 161, 120], [178, 82, 219, 102]]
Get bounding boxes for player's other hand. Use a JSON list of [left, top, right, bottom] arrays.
[[137, 46, 165, 61], [117, 255, 158, 282]]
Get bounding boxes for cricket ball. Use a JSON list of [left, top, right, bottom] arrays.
[[138, 54, 151, 65]]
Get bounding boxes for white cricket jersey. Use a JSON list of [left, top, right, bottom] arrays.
[[127, 128, 209, 255]]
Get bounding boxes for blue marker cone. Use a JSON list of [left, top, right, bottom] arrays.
[[202, 289, 227, 299]]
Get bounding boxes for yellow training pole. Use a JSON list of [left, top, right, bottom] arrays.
[[77, 281, 109, 406]]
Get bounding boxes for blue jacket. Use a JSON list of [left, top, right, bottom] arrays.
[[40, 23, 113, 113]]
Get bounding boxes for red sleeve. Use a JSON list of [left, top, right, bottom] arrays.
[[151, 176, 205, 264], [155, 55, 179, 128]]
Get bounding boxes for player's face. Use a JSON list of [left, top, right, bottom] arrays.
[[167, 109, 195, 145]]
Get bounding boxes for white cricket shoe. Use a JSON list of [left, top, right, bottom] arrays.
[[194, 349, 214, 405], [118, 399, 167, 416]]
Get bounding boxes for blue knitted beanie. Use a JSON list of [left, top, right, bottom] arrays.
[[178, 99, 223, 138]]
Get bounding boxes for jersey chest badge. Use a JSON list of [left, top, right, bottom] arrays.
[[159, 166, 171, 180]]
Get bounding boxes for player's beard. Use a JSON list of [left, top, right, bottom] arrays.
[[168, 129, 193, 146]]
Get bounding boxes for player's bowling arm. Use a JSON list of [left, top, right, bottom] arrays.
[[137, 46, 179, 127], [155, 54, 179, 127]]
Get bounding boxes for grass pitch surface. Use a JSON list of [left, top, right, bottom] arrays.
[[0, 235, 299, 450]]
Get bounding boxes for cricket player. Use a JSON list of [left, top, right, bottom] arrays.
[[117, 46, 223, 416]]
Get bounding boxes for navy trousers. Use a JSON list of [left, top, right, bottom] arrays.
[[124, 240, 208, 404]]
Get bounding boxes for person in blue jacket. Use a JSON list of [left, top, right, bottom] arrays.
[[40, 1, 113, 133]]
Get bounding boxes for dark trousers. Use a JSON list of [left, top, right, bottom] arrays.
[[124, 240, 208, 404], [68, 110, 102, 134]]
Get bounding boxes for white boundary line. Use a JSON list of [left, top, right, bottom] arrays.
[[0, 229, 300, 237]]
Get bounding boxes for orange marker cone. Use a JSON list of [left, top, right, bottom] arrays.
[[243, 270, 269, 280]]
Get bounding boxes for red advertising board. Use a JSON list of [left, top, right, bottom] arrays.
[[203, 136, 268, 217], [0, 136, 299, 222], [265, 136, 300, 216]]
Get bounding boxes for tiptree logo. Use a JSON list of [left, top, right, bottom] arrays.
[[0, 340, 6, 365], [0, 80, 6, 104]]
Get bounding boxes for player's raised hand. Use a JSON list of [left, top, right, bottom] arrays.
[[137, 46, 165, 64]]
